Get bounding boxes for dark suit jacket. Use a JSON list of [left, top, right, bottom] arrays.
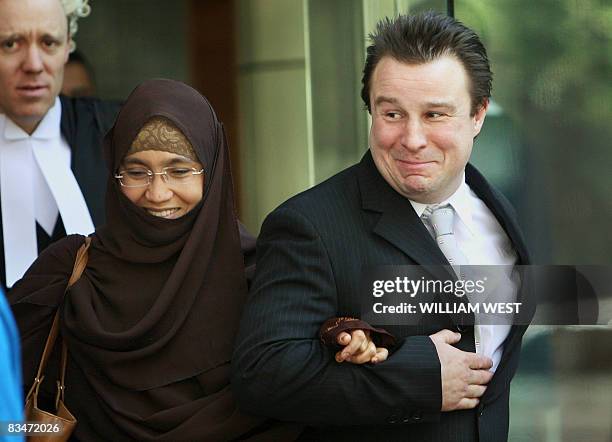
[[0, 96, 120, 291], [232, 151, 530, 442]]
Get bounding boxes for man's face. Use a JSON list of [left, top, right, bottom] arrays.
[[369, 55, 487, 204], [0, 0, 69, 134]]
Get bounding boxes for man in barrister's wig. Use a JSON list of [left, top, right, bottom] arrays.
[[0, 0, 120, 290]]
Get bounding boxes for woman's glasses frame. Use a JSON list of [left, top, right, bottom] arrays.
[[114, 167, 205, 188]]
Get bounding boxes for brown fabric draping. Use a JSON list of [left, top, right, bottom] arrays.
[[319, 317, 397, 350], [10, 79, 302, 441]]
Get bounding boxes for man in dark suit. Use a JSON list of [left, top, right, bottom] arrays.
[[0, 0, 119, 290], [232, 12, 530, 442]]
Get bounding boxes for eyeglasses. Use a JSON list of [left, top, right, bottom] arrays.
[[114, 167, 205, 188]]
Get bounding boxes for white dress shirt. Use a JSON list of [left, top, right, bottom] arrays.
[[0, 98, 94, 287], [409, 174, 519, 372]]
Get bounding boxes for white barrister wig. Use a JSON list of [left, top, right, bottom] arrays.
[[60, 0, 92, 51]]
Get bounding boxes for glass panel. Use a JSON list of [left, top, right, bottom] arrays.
[[457, 2, 612, 440], [308, 0, 368, 183], [76, 0, 188, 100], [307, 0, 449, 184], [237, 0, 311, 233]]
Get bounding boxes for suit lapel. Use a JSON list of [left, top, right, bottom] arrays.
[[465, 163, 532, 373], [357, 153, 529, 374], [59, 95, 77, 159], [358, 151, 472, 326], [465, 163, 530, 265], [358, 151, 449, 272]]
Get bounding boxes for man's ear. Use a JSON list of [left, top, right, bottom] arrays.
[[63, 43, 71, 64], [472, 99, 489, 137], [63, 26, 72, 64]]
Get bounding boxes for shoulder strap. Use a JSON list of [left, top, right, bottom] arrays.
[[25, 237, 92, 407], [67, 237, 92, 288]]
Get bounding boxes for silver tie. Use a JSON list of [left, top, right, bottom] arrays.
[[422, 204, 468, 279], [422, 204, 481, 353]]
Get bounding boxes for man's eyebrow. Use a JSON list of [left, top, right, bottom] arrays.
[[0, 31, 65, 41], [374, 97, 458, 112], [374, 96, 400, 107], [42, 32, 65, 40], [425, 101, 457, 111]]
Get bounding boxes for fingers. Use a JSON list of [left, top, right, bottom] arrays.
[[371, 347, 389, 364], [440, 365, 491, 411], [336, 330, 368, 362], [467, 354, 493, 370], [465, 384, 487, 399], [455, 397, 480, 410], [435, 333, 494, 412], [344, 341, 377, 364], [469, 369, 494, 386], [430, 329, 461, 346], [336, 332, 351, 346], [359, 334, 369, 353], [337, 344, 389, 365]]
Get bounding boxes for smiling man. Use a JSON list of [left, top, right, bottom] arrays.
[[233, 12, 530, 442], [0, 0, 119, 290], [368, 55, 487, 204]]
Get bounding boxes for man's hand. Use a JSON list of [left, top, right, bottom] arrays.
[[430, 329, 493, 411], [335, 330, 389, 365]]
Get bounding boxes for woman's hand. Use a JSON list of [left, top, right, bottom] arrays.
[[334, 329, 389, 365]]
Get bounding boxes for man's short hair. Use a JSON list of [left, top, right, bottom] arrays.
[[361, 11, 492, 116]]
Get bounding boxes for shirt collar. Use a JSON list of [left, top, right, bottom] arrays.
[[408, 172, 476, 235], [408, 199, 429, 218], [1, 97, 61, 141]]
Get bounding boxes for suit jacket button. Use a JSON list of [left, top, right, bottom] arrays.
[[387, 414, 399, 424], [403, 411, 422, 423], [456, 324, 467, 332]]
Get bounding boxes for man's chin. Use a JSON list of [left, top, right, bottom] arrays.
[[7, 105, 49, 133], [393, 182, 434, 202], [11, 100, 52, 118], [400, 177, 433, 195]]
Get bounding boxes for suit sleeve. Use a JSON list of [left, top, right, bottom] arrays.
[[231, 207, 442, 425]]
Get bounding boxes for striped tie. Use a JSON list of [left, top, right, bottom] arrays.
[[422, 204, 468, 279], [422, 204, 482, 353]]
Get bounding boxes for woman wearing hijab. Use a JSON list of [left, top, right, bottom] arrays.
[[8, 79, 389, 441]]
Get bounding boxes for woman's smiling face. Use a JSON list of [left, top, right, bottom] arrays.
[[118, 149, 204, 219]]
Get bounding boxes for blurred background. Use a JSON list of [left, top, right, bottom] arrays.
[[73, 1, 611, 440]]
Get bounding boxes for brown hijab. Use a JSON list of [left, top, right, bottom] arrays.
[[11, 79, 301, 440], [67, 78, 245, 390]]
